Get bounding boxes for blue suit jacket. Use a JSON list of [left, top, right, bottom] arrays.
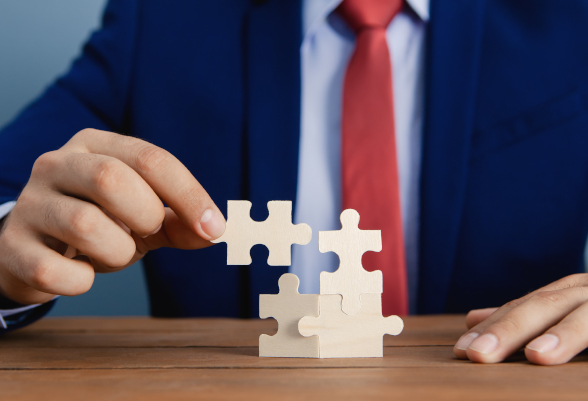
[[1, 0, 587, 317]]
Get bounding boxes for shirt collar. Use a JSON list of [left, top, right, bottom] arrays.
[[303, 0, 430, 39]]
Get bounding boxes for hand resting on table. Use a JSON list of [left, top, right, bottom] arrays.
[[455, 273, 588, 366]]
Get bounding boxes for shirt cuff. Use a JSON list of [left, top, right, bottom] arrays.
[[0, 299, 56, 333], [0, 200, 16, 220], [0, 294, 59, 329], [0, 303, 48, 329]]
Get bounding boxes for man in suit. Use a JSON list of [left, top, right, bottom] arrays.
[[0, 0, 587, 366]]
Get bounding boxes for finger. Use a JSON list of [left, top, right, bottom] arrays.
[[2, 228, 94, 300], [464, 287, 588, 363], [454, 299, 527, 359], [136, 207, 215, 253], [23, 193, 136, 268], [453, 275, 588, 359], [37, 151, 164, 237], [525, 299, 588, 366], [65, 129, 225, 240], [466, 308, 498, 329]]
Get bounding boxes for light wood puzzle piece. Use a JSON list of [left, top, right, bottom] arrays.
[[259, 273, 320, 358], [298, 293, 403, 358], [212, 201, 312, 266], [319, 209, 382, 315]]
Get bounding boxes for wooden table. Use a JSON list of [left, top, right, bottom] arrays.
[[1, 315, 587, 400]]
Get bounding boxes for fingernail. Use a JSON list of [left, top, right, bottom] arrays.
[[141, 224, 162, 238], [469, 333, 499, 354], [200, 208, 225, 239], [455, 332, 479, 350], [527, 334, 560, 354]]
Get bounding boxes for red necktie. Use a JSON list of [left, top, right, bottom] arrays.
[[338, 0, 408, 316]]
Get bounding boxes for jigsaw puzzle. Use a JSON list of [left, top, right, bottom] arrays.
[[214, 201, 404, 359], [212, 200, 312, 266], [319, 209, 383, 315], [298, 293, 403, 358], [259, 273, 319, 358]]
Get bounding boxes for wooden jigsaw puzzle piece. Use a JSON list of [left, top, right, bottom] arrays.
[[265, 202, 313, 266], [319, 209, 383, 315], [212, 201, 256, 265], [259, 273, 320, 358], [298, 293, 403, 358], [212, 201, 312, 266]]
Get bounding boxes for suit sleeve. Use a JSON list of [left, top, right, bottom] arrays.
[[0, 299, 57, 333], [0, 0, 139, 330], [0, 0, 139, 204]]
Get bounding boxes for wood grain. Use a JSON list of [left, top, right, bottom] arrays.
[[3, 315, 586, 400], [2, 367, 588, 401], [4, 315, 464, 347]]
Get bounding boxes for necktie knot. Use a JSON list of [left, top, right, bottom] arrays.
[[337, 0, 403, 32]]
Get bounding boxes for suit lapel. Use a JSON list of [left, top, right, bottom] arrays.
[[418, 0, 487, 313], [244, 0, 302, 315]]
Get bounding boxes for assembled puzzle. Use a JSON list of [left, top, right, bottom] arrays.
[[214, 200, 403, 358]]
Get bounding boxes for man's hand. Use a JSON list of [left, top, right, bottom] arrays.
[[0, 129, 226, 305], [454, 273, 588, 365]]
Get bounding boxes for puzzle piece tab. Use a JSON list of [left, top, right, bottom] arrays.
[[319, 209, 382, 315], [298, 293, 403, 358], [259, 273, 320, 358], [212, 201, 312, 266]]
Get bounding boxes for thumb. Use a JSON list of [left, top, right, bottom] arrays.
[[136, 207, 219, 252]]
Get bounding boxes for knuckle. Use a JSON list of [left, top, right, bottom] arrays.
[[15, 188, 36, 210], [68, 206, 99, 238], [32, 151, 60, 176], [135, 145, 170, 175], [534, 290, 569, 307], [567, 273, 588, 287], [554, 274, 585, 290], [504, 298, 525, 310], [92, 159, 124, 195], [29, 259, 57, 290], [493, 317, 524, 334], [74, 128, 98, 140], [0, 226, 21, 258]]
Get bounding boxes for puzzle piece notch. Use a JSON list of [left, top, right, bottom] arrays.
[[212, 201, 312, 266], [259, 273, 320, 358], [298, 293, 403, 358], [319, 209, 383, 315]]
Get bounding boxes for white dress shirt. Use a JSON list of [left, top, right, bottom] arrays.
[[291, 0, 429, 312]]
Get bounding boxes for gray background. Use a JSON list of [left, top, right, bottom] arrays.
[[0, 0, 149, 316], [1, 1, 587, 317]]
